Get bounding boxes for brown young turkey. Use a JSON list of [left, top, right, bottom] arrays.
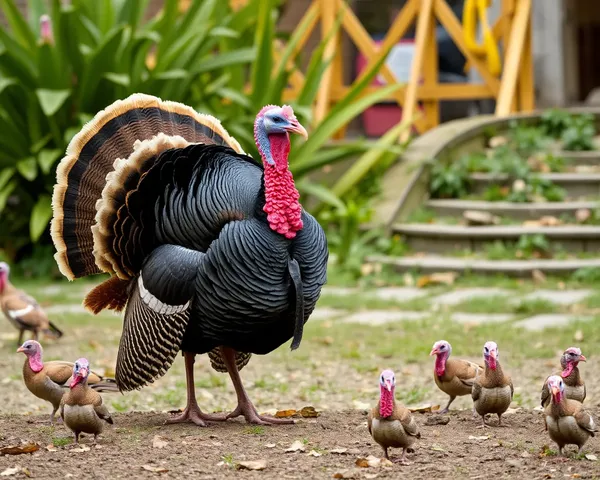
[[50, 94, 328, 426]]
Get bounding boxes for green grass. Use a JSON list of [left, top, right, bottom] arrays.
[[451, 296, 514, 314], [52, 436, 72, 447], [243, 426, 265, 435]]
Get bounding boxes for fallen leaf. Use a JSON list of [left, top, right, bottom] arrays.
[[300, 406, 320, 418], [275, 409, 297, 418], [45, 445, 57, 452], [333, 470, 358, 479], [21, 468, 31, 478], [70, 445, 90, 453], [521, 451, 532, 458], [0, 443, 39, 455], [330, 448, 348, 454], [574, 330, 584, 342], [355, 458, 370, 468], [265, 443, 276, 449], [152, 435, 168, 449], [409, 404, 440, 413], [585, 454, 598, 461], [236, 460, 267, 471], [463, 210, 501, 226], [489, 136, 508, 148], [0, 467, 20, 477], [431, 445, 446, 452], [356, 455, 387, 468], [416, 272, 457, 288], [285, 440, 306, 453], [141, 465, 168, 473], [468, 435, 489, 441], [576, 209, 591, 223], [532, 269, 546, 284], [307, 450, 322, 457]]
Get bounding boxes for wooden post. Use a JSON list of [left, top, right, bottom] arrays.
[[400, 0, 434, 143], [495, 0, 532, 116], [422, 4, 439, 130], [314, 0, 337, 125], [517, 11, 534, 111]]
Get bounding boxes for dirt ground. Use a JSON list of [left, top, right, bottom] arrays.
[[1, 409, 599, 479]]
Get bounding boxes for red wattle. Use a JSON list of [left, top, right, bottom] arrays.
[[0, 274, 6, 293], [70, 375, 84, 389], [263, 133, 303, 239], [561, 362, 574, 378], [379, 386, 394, 417], [553, 390, 563, 404], [434, 353, 447, 376], [28, 353, 43, 373], [487, 356, 497, 370]]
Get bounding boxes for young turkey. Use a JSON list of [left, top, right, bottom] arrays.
[[50, 94, 328, 426]]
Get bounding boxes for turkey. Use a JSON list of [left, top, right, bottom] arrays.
[[50, 94, 328, 426]]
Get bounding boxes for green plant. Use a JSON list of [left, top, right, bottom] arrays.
[[0, 0, 409, 264], [483, 184, 508, 202], [516, 234, 552, 258], [561, 114, 596, 151], [528, 176, 566, 202], [540, 108, 573, 138], [429, 161, 471, 199], [509, 120, 550, 157], [542, 153, 566, 173]]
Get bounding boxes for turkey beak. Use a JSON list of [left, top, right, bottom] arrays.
[[550, 385, 560, 396], [16, 346, 25, 353], [429, 347, 438, 356], [579, 354, 587, 362], [286, 120, 308, 140], [79, 368, 88, 378], [384, 379, 393, 392]]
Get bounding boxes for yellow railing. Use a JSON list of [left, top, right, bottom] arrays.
[[279, 0, 534, 142]]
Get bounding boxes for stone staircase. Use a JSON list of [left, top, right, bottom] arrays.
[[367, 112, 600, 277]]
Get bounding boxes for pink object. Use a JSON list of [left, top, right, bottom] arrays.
[[379, 383, 395, 417], [355, 39, 423, 137], [434, 352, 448, 377]]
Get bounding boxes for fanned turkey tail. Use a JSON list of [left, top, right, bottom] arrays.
[[50, 93, 247, 392]]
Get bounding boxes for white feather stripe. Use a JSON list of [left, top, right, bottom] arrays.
[[8, 305, 35, 319], [137, 276, 190, 314]]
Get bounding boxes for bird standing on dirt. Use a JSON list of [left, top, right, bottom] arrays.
[[60, 358, 114, 444], [430, 340, 483, 414], [471, 341, 513, 427], [544, 375, 597, 456], [541, 347, 586, 408], [368, 369, 421, 465], [17, 340, 118, 424], [0, 262, 63, 345], [50, 94, 328, 426]]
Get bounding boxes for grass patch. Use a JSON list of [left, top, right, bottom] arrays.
[[52, 437, 72, 447], [451, 296, 513, 314], [583, 292, 600, 309], [513, 299, 558, 315], [243, 426, 265, 435]]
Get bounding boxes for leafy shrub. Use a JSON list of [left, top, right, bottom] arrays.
[[429, 161, 471, 199], [0, 0, 408, 265], [561, 114, 596, 151], [540, 108, 573, 138]]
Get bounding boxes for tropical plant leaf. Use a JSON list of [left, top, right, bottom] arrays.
[[30, 194, 52, 241], [16, 157, 37, 181], [35, 89, 71, 116], [38, 149, 62, 174]]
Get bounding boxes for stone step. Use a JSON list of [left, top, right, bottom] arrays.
[[366, 254, 600, 276], [426, 199, 598, 220], [392, 224, 600, 254], [559, 150, 600, 166], [469, 173, 600, 197]]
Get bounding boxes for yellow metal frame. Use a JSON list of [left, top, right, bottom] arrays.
[[277, 0, 534, 142]]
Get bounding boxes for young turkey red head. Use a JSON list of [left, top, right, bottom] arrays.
[[0, 262, 9, 292], [254, 105, 308, 240], [378, 369, 396, 418], [560, 347, 586, 378], [70, 358, 90, 388], [547, 375, 565, 404], [483, 341, 499, 370], [430, 339, 452, 376]]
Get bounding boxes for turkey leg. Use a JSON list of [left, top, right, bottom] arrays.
[[220, 346, 293, 425], [165, 352, 227, 426]]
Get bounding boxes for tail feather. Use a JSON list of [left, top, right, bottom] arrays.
[[288, 258, 305, 351], [90, 378, 120, 393], [44, 321, 63, 339], [51, 93, 245, 281]]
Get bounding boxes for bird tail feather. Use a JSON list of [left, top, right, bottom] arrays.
[[288, 259, 305, 351], [90, 378, 120, 393], [43, 321, 63, 339], [50, 93, 245, 281]]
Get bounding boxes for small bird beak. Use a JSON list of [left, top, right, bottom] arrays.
[[78, 368, 88, 378], [384, 380, 393, 392], [579, 354, 587, 362], [489, 350, 497, 360], [550, 386, 560, 396], [16, 346, 25, 353], [285, 120, 308, 140], [429, 348, 438, 356]]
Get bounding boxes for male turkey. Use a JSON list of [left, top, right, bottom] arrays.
[[50, 94, 328, 425]]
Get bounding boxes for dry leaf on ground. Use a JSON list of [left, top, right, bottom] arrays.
[[264, 443, 276, 449], [330, 448, 348, 454], [468, 435, 489, 441], [299, 406, 320, 418], [307, 450, 322, 457], [355, 455, 392, 468], [0, 443, 39, 455], [275, 409, 297, 418], [0, 467, 20, 477], [141, 465, 168, 473], [585, 454, 598, 461], [409, 404, 440, 413], [285, 440, 306, 453], [416, 272, 457, 288], [333, 469, 359, 479], [236, 460, 267, 471], [152, 435, 168, 449]]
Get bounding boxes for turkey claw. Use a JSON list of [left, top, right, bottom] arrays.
[[165, 407, 226, 426], [226, 405, 294, 425]]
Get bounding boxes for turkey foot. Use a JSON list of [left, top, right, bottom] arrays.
[[165, 352, 226, 426], [220, 346, 293, 426]]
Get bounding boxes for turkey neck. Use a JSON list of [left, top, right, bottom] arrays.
[[258, 132, 303, 239], [379, 385, 395, 417]]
